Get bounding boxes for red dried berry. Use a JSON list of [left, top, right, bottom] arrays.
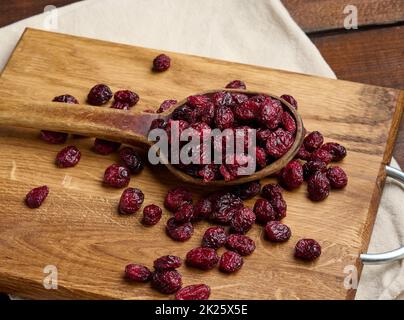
[[202, 227, 227, 249], [234, 100, 259, 121], [157, 99, 177, 113], [307, 171, 330, 201], [174, 203, 194, 223], [151, 270, 182, 294], [253, 199, 276, 224], [261, 183, 283, 200], [87, 84, 113, 106], [310, 148, 333, 164], [230, 207, 256, 234], [265, 128, 294, 159], [172, 104, 195, 122], [210, 192, 243, 224], [153, 54, 171, 72], [265, 221, 291, 242], [281, 112, 296, 134], [214, 106, 234, 130], [219, 251, 243, 273], [125, 264, 151, 282], [261, 184, 287, 220], [198, 164, 220, 182], [103, 164, 130, 188], [119, 188, 144, 214], [25, 185, 49, 209], [119, 147, 144, 174], [40, 130, 68, 144], [186, 247, 219, 270], [164, 187, 192, 212], [187, 95, 210, 108], [327, 166, 348, 189], [303, 131, 324, 152], [303, 160, 327, 181], [142, 204, 162, 225], [212, 91, 234, 108], [256, 146, 267, 168], [197, 102, 215, 125], [231, 181, 261, 200], [280, 94, 298, 109], [296, 145, 311, 161], [53, 94, 79, 104], [166, 217, 194, 241], [114, 90, 139, 107], [225, 234, 256, 256], [231, 93, 249, 105], [154, 255, 182, 271], [279, 160, 304, 190], [294, 239, 321, 261], [55, 145, 81, 168], [193, 198, 213, 220], [225, 80, 246, 90], [165, 119, 190, 144], [93, 138, 121, 155], [259, 97, 282, 129], [149, 119, 167, 131], [320, 142, 347, 162], [175, 284, 211, 300]]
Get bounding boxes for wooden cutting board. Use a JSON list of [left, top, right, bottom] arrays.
[[0, 28, 402, 300]]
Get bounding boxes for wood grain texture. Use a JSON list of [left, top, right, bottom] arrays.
[[0, 28, 402, 300], [282, 0, 404, 33], [0, 0, 81, 28]]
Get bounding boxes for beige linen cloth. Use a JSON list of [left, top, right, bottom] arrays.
[[0, 0, 402, 300]]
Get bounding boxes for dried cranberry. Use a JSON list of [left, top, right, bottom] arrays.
[[212, 91, 234, 108], [119, 188, 144, 214], [172, 104, 194, 122], [265, 128, 294, 159], [149, 119, 167, 131], [174, 203, 194, 223], [93, 138, 121, 155], [219, 251, 243, 273], [202, 227, 227, 249], [198, 164, 220, 182], [280, 94, 298, 109], [157, 99, 177, 113], [257, 129, 272, 145], [327, 166, 348, 189], [154, 255, 182, 271], [307, 171, 330, 201], [310, 148, 333, 164], [119, 147, 144, 174], [87, 84, 113, 106], [214, 106, 234, 130], [25, 185, 49, 208], [193, 198, 213, 220], [281, 112, 296, 134], [296, 145, 311, 161], [55, 145, 81, 168], [231, 181, 261, 200], [114, 90, 139, 107], [40, 130, 68, 144], [303, 131, 324, 152], [103, 164, 130, 188], [225, 80, 246, 90], [303, 160, 327, 181], [125, 264, 151, 282], [175, 284, 210, 300], [153, 54, 171, 72], [265, 221, 291, 242], [210, 192, 243, 224], [187, 95, 210, 108], [166, 217, 194, 241], [261, 183, 283, 200], [225, 234, 256, 256], [259, 97, 282, 129], [142, 204, 162, 225], [261, 184, 287, 219], [165, 119, 190, 143], [320, 142, 347, 162], [197, 102, 215, 125], [164, 187, 192, 212], [279, 160, 304, 190], [231, 93, 249, 105], [250, 95, 267, 104], [256, 146, 267, 168], [253, 199, 276, 224], [234, 100, 259, 121], [186, 247, 219, 270], [53, 94, 79, 104], [230, 207, 256, 234], [294, 239, 321, 261], [151, 270, 182, 294]]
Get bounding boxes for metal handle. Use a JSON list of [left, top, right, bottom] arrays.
[[360, 165, 404, 265]]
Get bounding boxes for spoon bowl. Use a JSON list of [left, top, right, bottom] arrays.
[[0, 89, 304, 186]]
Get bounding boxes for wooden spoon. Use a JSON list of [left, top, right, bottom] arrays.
[[0, 89, 304, 186]]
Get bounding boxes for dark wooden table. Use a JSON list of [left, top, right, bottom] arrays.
[[0, 0, 403, 300]]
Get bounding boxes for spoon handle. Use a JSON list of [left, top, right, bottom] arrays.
[[0, 99, 162, 147]]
